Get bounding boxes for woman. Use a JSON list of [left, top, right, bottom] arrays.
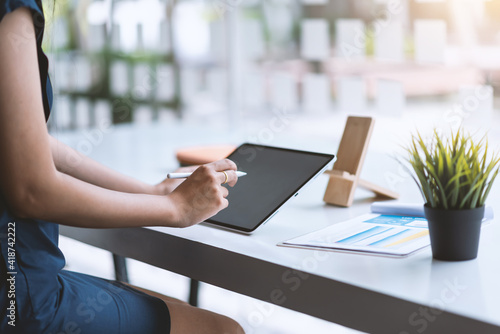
[[0, 0, 245, 333]]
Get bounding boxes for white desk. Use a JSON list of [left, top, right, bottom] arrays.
[[56, 120, 500, 334]]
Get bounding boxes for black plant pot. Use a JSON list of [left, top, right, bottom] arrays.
[[424, 205, 484, 261]]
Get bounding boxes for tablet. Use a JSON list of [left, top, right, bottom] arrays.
[[205, 143, 336, 233]]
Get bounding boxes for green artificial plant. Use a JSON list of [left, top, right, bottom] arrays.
[[405, 129, 500, 210]]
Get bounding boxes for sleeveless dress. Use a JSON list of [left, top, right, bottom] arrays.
[[0, 1, 171, 333]]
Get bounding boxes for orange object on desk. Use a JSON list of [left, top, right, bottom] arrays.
[[176, 145, 237, 166]]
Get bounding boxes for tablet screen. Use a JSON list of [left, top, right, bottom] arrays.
[[206, 143, 335, 233]]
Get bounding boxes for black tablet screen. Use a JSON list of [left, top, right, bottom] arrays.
[[206, 143, 335, 232]]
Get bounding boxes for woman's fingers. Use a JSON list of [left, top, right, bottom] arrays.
[[209, 159, 237, 172], [175, 165, 199, 173], [204, 159, 239, 187], [168, 159, 239, 227], [218, 170, 238, 187], [220, 186, 229, 198]]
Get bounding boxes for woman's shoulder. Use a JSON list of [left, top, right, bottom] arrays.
[[0, 0, 44, 24]]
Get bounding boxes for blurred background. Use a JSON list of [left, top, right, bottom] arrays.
[[43, 0, 500, 131], [46, 0, 500, 333]]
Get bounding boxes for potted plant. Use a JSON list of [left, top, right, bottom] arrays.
[[405, 129, 500, 261]]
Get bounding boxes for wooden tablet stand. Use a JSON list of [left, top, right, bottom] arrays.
[[323, 116, 399, 207]]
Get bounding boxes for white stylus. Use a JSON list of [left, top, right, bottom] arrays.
[[167, 171, 247, 179]]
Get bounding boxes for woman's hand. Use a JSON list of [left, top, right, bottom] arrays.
[[168, 159, 238, 227], [155, 165, 199, 195]]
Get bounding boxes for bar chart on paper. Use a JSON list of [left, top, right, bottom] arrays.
[[280, 214, 432, 257], [333, 215, 429, 248]]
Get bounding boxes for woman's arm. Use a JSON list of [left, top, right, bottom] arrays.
[[50, 136, 157, 195], [50, 136, 193, 195], [0, 8, 237, 228]]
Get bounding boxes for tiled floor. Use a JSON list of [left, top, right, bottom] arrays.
[[59, 236, 362, 334]]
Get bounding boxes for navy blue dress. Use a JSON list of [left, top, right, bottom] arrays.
[[0, 1, 171, 333]]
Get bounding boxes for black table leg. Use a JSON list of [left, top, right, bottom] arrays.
[[112, 254, 129, 283], [189, 279, 200, 306]]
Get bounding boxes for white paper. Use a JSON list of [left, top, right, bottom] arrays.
[[376, 80, 405, 116], [282, 202, 493, 257], [281, 213, 430, 257], [414, 19, 447, 64], [336, 19, 365, 60], [270, 73, 298, 110], [301, 19, 330, 61], [336, 76, 365, 113], [302, 73, 331, 113], [374, 20, 404, 62]]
